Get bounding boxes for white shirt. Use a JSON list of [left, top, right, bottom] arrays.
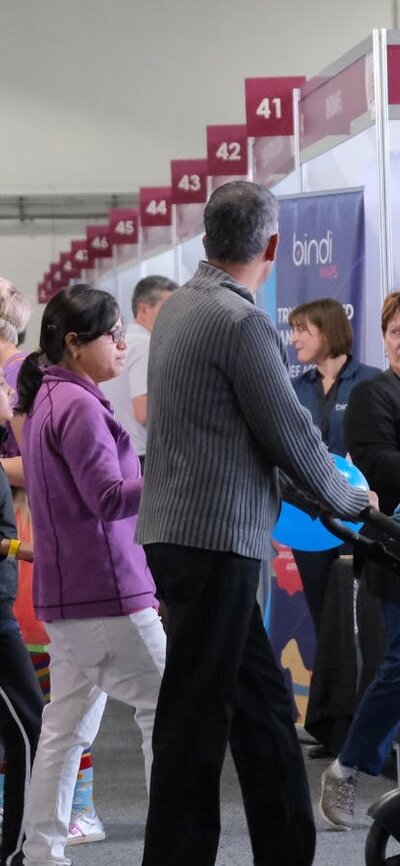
[[101, 321, 150, 456]]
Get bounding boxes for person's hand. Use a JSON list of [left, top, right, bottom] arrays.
[[0, 539, 33, 561], [367, 490, 379, 511], [19, 542, 33, 562]]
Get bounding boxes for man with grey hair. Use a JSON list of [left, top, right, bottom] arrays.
[[101, 274, 177, 471], [136, 181, 377, 866]]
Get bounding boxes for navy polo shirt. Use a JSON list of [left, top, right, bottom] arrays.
[[292, 357, 381, 455]]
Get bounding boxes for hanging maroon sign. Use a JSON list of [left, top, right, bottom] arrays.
[[207, 125, 248, 176], [86, 225, 112, 260], [109, 208, 139, 245], [70, 240, 90, 271], [171, 159, 208, 204], [388, 45, 400, 105], [140, 187, 172, 227], [59, 252, 80, 281], [37, 279, 52, 304], [245, 76, 305, 137], [50, 262, 64, 294], [299, 56, 369, 151]]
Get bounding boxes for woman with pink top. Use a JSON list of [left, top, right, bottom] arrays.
[[17, 284, 166, 866]]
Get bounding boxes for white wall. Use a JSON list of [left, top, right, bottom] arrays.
[[1, 0, 396, 195], [0, 0, 398, 342], [0, 220, 90, 350]]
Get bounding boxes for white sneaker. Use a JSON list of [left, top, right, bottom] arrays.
[[67, 810, 105, 845]]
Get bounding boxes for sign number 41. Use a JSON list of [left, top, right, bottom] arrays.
[[256, 97, 282, 119]]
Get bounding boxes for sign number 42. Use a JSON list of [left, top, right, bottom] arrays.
[[215, 141, 241, 161]]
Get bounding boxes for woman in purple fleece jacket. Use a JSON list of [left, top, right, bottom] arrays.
[[16, 284, 166, 866]]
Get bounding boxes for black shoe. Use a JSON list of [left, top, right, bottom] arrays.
[[308, 744, 333, 759]]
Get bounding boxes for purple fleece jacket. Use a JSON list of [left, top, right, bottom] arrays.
[[21, 366, 157, 621], [3, 351, 27, 457]]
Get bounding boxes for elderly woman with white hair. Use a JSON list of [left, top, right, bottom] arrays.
[[0, 277, 31, 475]]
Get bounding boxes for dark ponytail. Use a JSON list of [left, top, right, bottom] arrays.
[[17, 351, 45, 414], [16, 283, 119, 414]]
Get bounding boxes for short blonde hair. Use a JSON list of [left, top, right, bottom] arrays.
[[0, 278, 31, 345]]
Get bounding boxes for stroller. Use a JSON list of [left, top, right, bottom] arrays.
[[281, 476, 400, 866]]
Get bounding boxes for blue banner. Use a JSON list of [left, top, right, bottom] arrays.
[[257, 265, 276, 323], [275, 189, 365, 371], [265, 189, 365, 722]]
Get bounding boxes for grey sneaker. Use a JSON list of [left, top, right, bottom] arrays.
[[319, 764, 357, 830]]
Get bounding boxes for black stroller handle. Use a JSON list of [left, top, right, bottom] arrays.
[[321, 512, 400, 577], [279, 470, 400, 576], [361, 505, 400, 542], [322, 507, 400, 544]]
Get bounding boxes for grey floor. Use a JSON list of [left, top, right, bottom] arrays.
[[67, 699, 398, 866]]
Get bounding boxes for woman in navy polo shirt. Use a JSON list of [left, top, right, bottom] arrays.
[[289, 298, 380, 757]]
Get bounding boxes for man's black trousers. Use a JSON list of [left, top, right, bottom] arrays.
[[142, 544, 316, 866]]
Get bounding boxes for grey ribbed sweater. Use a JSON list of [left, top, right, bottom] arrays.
[[135, 261, 369, 559]]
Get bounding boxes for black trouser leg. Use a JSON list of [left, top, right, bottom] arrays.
[[0, 628, 44, 866], [142, 544, 315, 866], [229, 604, 315, 866], [292, 548, 338, 635]]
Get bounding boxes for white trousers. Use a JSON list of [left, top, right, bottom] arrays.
[[23, 609, 166, 866]]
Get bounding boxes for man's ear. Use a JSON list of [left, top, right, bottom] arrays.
[[264, 233, 279, 262], [202, 233, 207, 252]]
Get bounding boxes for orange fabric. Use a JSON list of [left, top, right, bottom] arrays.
[[13, 509, 49, 646]]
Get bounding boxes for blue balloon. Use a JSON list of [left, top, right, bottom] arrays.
[[272, 454, 369, 552]]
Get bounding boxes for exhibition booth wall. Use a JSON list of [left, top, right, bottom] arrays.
[[36, 29, 400, 721]]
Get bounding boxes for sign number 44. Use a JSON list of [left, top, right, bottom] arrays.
[[146, 199, 167, 216]]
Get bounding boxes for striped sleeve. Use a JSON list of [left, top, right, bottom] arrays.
[[233, 312, 369, 519]]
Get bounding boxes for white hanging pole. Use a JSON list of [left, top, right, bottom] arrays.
[[373, 27, 394, 309], [292, 87, 303, 194], [392, 0, 399, 28]]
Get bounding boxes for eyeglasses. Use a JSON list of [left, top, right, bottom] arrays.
[[105, 327, 126, 344]]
